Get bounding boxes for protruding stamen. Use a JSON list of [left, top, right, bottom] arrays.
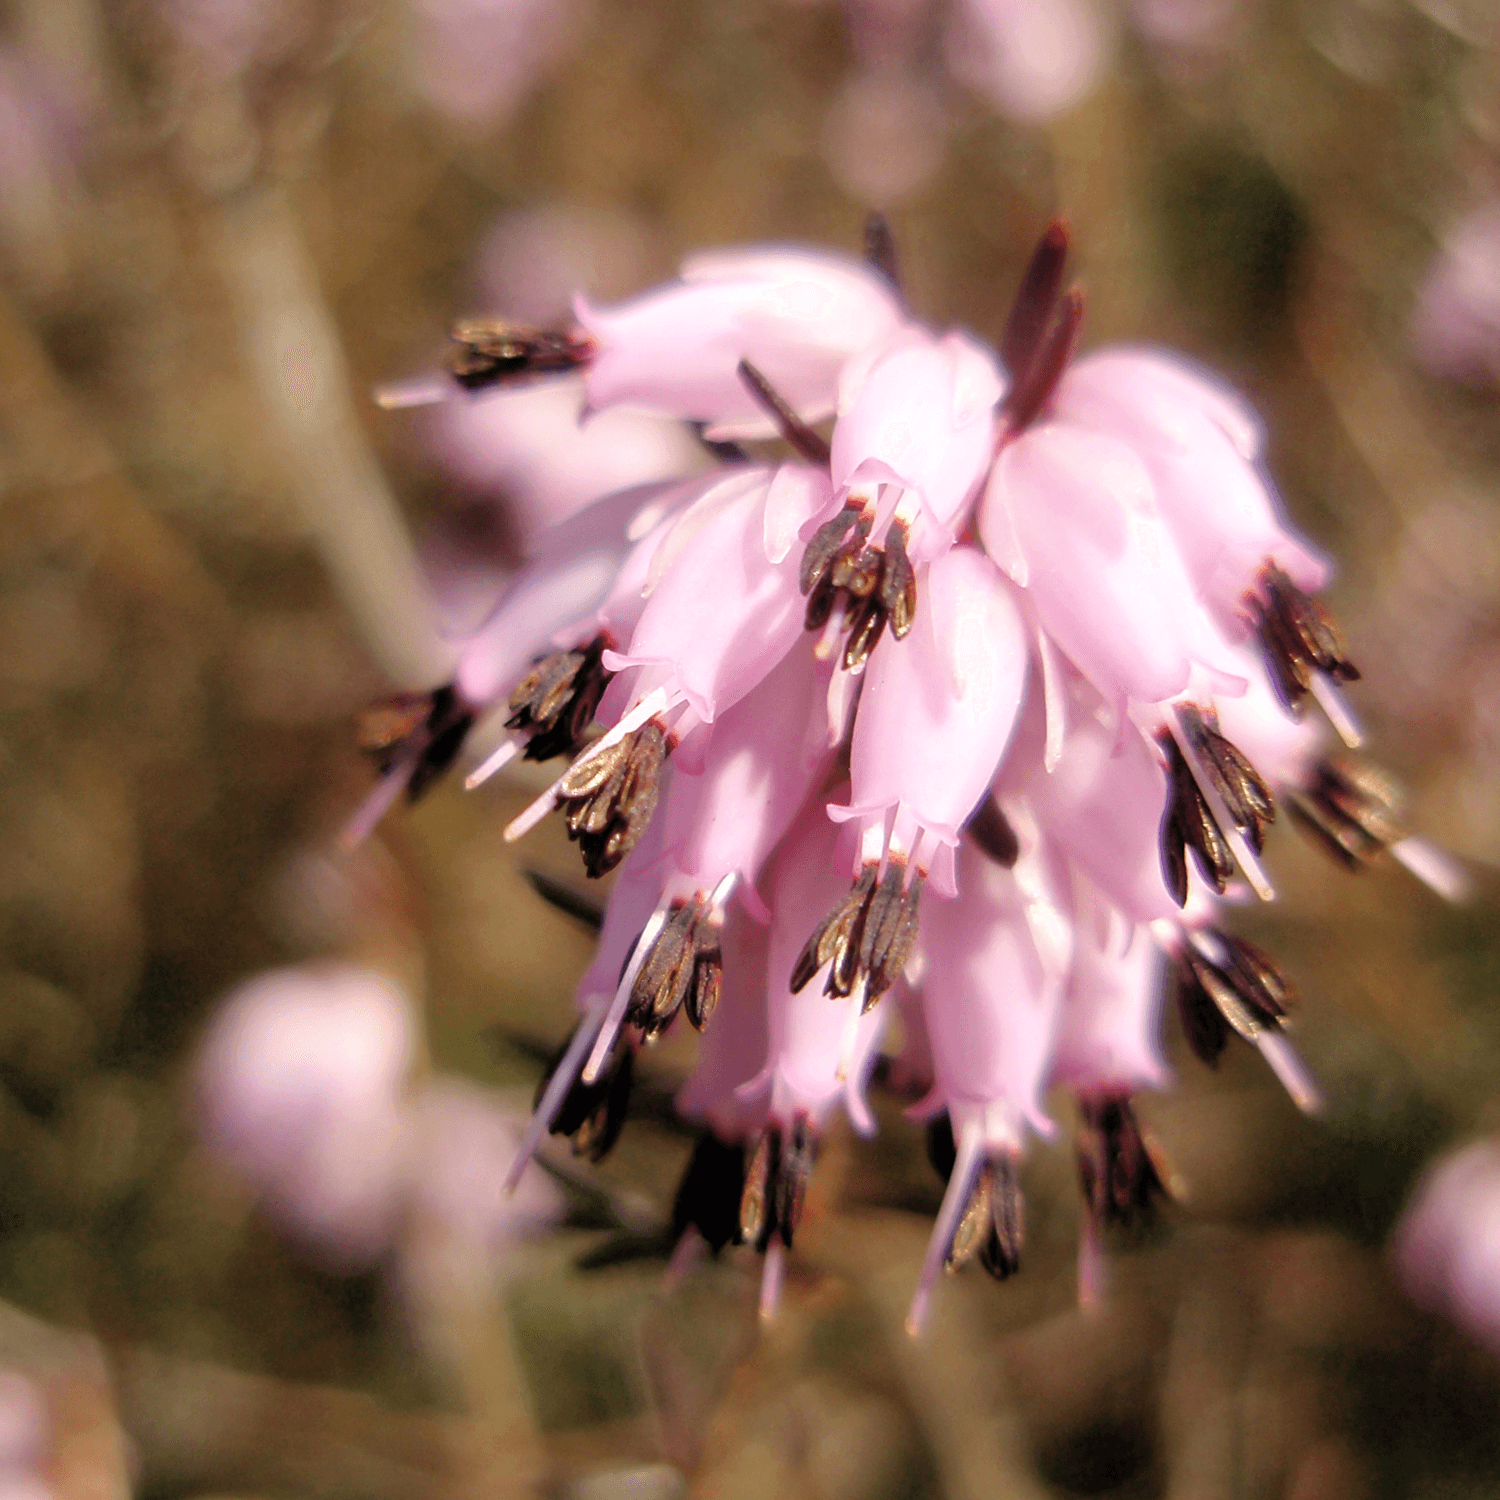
[[671, 1132, 747, 1256], [737, 359, 832, 467], [505, 636, 614, 764], [1000, 220, 1071, 382], [346, 685, 476, 844], [759, 1239, 786, 1322], [339, 754, 419, 851], [624, 882, 733, 1044], [1309, 672, 1364, 749], [464, 737, 521, 789], [448, 320, 594, 390], [863, 210, 902, 296], [584, 898, 672, 1085], [739, 1118, 818, 1254], [521, 868, 605, 932], [1390, 837, 1471, 902], [1076, 1094, 1171, 1235], [792, 863, 922, 1004], [907, 1121, 987, 1338], [1173, 932, 1319, 1110], [372, 374, 453, 410], [1252, 562, 1360, 722]]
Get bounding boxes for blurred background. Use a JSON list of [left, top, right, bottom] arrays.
[[2, 0, 1500, 1495]]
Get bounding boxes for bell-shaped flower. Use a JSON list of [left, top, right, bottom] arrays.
[[576, 248, 906, 439], [457, 475, 703, 707], [981, 421, 1236, 706], [1053, 349, 1328, 625], [657, 639, 836, 911], [833, 545, 1029, 894], [604, 464, 832, 727], [1050, 895, 1169, 1096], [829, 326, 1005, 561]]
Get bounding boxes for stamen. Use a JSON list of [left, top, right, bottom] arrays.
[[502, 998, 606, 1194], [521, 869, 605, 931], [339, 756, 418, 850], [448, 320, 594, 391], [862, 210, 902, 296], [583, 897, 673, 1085], [1000, 220, 1071, 382], [372, 374, 453, 410], [737, 359, 832, 467], [907, 1121, 986, 1337], [464, 736, 521, 789], [792, 862, 923, 1004], [1251, 562, 1361, 723], [965, 797, 1020, 868], [1309, 672, 1364, 749], [1390, 837, 1471, 902], [759, 1240, 786, 1322], [1256, 1031, 1325, 1114], [671, 1132, 747, 1257]]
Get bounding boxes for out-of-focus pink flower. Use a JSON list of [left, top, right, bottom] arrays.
[[1393, 1139, 1500, 1350], [0, 1372, 47, 1498], [1412, 206, 1500, 387], [576, 249, 906, 440], [407, 0, 586, 128], [194, 964, 414, 1270], [944, 0, 1103, 123]]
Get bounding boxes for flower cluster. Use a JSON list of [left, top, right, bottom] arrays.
[[357, 218, 1463, 1332]]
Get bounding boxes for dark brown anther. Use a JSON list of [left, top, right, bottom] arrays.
[[358, 684, 476, 802], [739, 1120, 819, 1251], [965, 796, 1020, 867], [804, 572, 840, 633], [857, 864, 923, 1009], [831, 544, 883, 598], [1173, 931, 1298, 1068], [1175, 703, 1276, 854], [1000, 220, 1071, 383], [449, 321, 594, 390], [626, 893, 726, 1041], [506, 635, 613, 763], [793, 863, 920, 1004], [1287, 754, 1406, 871], [737, 359, 833, 466], [841, 594, 888, 670], [800, 505, 866, 597], [863, 211, 902, 296], [1003, 285, 1085, 434], [558, 721, 668, 878], [672, 1133, 747, 1255], [691, 423, 751, 464], [1251, 562, 1360, 716], [946, 1158, 1024, 1282], [538, 1024, 633, 1163], [879, 524, 917, 638], [1076, 1095, 1170, 1234], [739, 1129, 775, 1248], [1158, 731, 1234, 903]]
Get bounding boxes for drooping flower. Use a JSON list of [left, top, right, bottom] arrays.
[[353, 213, 1463, 1336]]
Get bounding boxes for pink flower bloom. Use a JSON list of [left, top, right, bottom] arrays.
[[1412, 206, 1500, 388], [1393, 1139, 1500, 1351], [830, 327, 1005, 560], [194, 964, 414, 1270], [833, 545, 1029, 894], [944, 0, 1103, 123], [576, 249, 906, 440]]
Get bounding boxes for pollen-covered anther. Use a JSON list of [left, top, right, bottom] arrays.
[[739, 1118, 818, 1251], [558, 719, 670, 879], [624, 893, 724, 1041], [448, 320, 595, 390], [1287, 754, 1406, 871], [1076, 1094, 1172, 1234], [1172, 931, 1296, 1067], [799, 507, 917, 669], [505, 635, 614, 764], [790, 861, 922, 1008], [1252, 562, 1362, 741], [535, 1021, 633, 1163], [357, 684, 476, 802], [946, 1156, 1024, 1282], [1158, 729, 1235, 904]]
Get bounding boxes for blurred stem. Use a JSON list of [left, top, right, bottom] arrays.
[[210, 186, 457, 692]]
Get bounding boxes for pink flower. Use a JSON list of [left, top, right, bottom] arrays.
[[1393, 1139, 1500, 1350], [193, 963, 414, 1270], [1412, 206, 1500, 388], [576, 249, 906, 440]]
